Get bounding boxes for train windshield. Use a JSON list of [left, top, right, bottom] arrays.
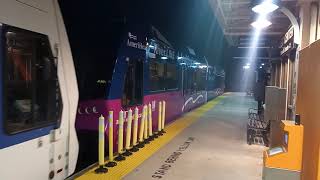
[[4, 26, 62, 134]]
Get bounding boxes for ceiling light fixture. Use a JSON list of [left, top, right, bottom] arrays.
[[251, 18, 272, 29], [252, 0, 279, 15]]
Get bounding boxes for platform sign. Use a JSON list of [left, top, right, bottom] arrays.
[[280, 27, 295, 56]]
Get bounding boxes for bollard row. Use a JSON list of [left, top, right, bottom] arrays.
[[95, 101, 166, 174]]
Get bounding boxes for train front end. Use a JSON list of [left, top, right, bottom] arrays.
[[0, 1, 79, 180]]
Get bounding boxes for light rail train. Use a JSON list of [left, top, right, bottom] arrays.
[[71, 22, 225, 169]]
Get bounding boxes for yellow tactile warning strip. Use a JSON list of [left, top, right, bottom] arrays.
[[76, 96, 225, 180]]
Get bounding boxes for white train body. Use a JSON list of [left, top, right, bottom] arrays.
[[0, 0, 79, 180]]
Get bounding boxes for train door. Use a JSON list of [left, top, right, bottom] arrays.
[[182, 66, 194, 111], [122, 58, 144, 107], [181, 64, 185, 97]]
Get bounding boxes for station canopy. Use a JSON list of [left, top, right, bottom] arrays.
[[209, 0, 297, 48]]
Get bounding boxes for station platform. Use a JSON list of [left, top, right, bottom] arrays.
[[75, 93, 265, 180]]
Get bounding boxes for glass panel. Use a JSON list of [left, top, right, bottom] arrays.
[[166, 63, 178, 90], [195, 69, 206, 91], [183, 68, 194, 94], [5, 27, 62, 134], [6, 31, 34, 132], [122, 58, 143, 107], [35, 38, 61, 123], [135, 59, 143, 103], [149, 59, 165, 92]]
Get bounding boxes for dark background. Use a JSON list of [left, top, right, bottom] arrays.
[[58, 0, 240, 91]]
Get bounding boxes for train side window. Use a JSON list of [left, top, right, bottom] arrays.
[[166, 62, 178, 90], [183, 68, 192, 94], [122, 58, 143, 107], [196, 69, 206, 91], [191, 69, 197, 93], [149, 59, 165, 92], [4, 27, 62, 134]]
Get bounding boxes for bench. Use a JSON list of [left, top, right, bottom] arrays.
[[247, 108, 270, 146]]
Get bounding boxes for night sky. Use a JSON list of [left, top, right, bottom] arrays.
[[58, 0, 228, 67]]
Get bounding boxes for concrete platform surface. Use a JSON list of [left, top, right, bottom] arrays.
[[124, 93, 265, 180]]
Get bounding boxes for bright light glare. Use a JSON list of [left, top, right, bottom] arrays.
[[161, 57, 168, 60], [180, 62, 186, 65], [260, 66, 263, 68], [194, 62, 201, 65], [251, 19, 272, 29], [252, 1, 279, 15], [199, 65, 208, 69], [246, 63, 251, 66], [262, 63, 265, 65], [243, 65, 250, 69], [177, 57, 183, 60]]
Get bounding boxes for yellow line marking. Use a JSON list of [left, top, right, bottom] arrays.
[[76, 96, 225, 180]]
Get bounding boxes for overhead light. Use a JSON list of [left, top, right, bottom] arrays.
[[149, 45, 155, 48], [194, 62, 201, 65], [251, 19, 272, 29], [262, 63, 265, 65], [243, 65, 250, 69], [260, 66, 263, 68], [161, 57, 168, 60], [199, 65, 208, 69], [252, 1, 279, 15], [177, 57, 183, 60]]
